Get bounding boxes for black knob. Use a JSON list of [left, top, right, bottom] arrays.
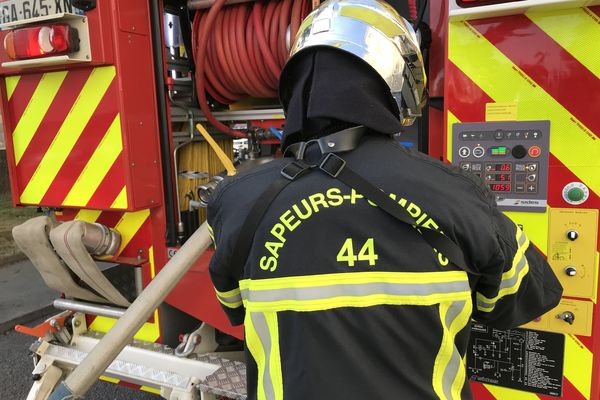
[[511, 145, 527, 159], [565, 266, 577, 276], [557, 311, 575, 325], [567, 230, 579, 241]]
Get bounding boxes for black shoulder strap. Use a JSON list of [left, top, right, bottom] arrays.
[[227, 161, 312, 273], [319, 153, 477, 275]]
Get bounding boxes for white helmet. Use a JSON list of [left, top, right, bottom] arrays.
[[280, 0, 427, 126]]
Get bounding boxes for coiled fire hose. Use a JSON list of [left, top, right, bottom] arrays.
[[192, 0, 311, 137]]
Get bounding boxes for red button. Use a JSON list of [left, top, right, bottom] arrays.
[[528, 145, 541, 158]]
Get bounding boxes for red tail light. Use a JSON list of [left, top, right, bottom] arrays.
[[4, 24, 80, 60]]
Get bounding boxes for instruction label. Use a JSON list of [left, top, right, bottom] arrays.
[[485, 103, 518, 121], [467, 323, 564, 397]]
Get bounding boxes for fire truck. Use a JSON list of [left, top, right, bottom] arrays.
[[0, 0, 598, 399]]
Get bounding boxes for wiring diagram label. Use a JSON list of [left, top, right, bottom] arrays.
[[467, 323, 564, 397]]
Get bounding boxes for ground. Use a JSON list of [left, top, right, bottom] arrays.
[[0, 197, 37, 266]]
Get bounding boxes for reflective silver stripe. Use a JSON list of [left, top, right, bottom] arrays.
[[442, 301, 467, 399], [251, 312, 276, 400], [476, 256, 527, 309], [241, 280, 470, 304], [215, 288, 243, 309], [476, 230, 530, 312]]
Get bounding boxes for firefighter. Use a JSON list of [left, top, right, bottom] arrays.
[[207, 0, 563, 399]]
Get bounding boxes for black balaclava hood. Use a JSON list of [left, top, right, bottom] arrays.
[[280, 47, 404, 148]]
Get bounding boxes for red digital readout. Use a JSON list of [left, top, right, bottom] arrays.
[[489, 184, 511, 192], [499, 163, 511, 171]]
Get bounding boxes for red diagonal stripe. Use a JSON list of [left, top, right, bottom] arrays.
[[588, 6, 600, 19], [469, 382, 497, 400], [447, 60, 494, 123], [6, 73, 42, 128], [14, 69, 91, 190], [40, 80, 119, 206], [96, 211, 126, 229], [120, 219, 152, 259], [85, 157, 126, 210], [470, 15, 600, 138]]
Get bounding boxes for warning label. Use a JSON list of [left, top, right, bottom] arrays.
[[467, 323, 564, 397]]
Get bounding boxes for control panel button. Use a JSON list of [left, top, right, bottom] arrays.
[[494, 130, 504, 140], [472, 146, 485, 158], [458, 147, 470, 158], [515, 183, 525, 193], [526, 163, 537, 172], [564, 266, 577, 276], [515, 163, 526, 172], [471, 163, 482, 172], [566, 230, 579, 241], [528, 145, 541, 158], [562, 182, 589, 205], [460, 162, 471, 171], [527, 183, 537, 193], [511, 145, 527, 159], [527, 174, 537, 182]]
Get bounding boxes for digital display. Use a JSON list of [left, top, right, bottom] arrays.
[[485, 174, 511, 182], [485, 163, 512, 172], [489, 184, 511, 192]]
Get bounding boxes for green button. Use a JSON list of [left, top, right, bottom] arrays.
[[567, 187, 585, 202]]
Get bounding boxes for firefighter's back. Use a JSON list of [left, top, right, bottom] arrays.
[[208, 133, 497, 399]]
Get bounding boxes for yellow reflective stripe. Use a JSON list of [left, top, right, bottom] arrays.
[[215, 287, 243, 309], [5, 75, 20, 100], [265, 312, 283, 400], [20, 66, 116, 204], [245, 293, 470, 313], [526, 8, 600, 80], [433, 300, 472, 400], [241, 270, 469, 291], [448, 21, 600, 195], [565, 334, 592, 400], [476, 228, 530, 312], [13, 71, 67, 165], [110, 186, 128, 209], [75, 209, 102, 223], [62, 115, 123, 207], [245, 313, 268, 400], [340, 6, 399, 37], [113, 209, 150, 255], [207, 223, 215, 241]]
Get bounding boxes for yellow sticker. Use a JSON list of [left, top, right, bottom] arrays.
[[485, 102, 518, 121]]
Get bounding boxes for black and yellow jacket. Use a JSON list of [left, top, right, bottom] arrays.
[[207, 134, 562, 400]]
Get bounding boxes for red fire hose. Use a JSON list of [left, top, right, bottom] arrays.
[[193, 0, 311, 137]]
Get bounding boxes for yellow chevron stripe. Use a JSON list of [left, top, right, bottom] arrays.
[[448, 21, 600, 196], [74, 209, 102, 223], [446, 111, 460, 163], [526, 8, 600, 80], [140, 386, 161, 395], [19, 67, 116, 204], [484, 385, 540, 399], [110, 186, 128, 209], [13, 71, 67, 165], [565, 334, 592, 400], [5, 75, 20, 101], [62, 115, 123, 207], [113, 209, 150, 255]]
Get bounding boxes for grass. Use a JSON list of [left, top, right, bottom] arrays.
[[0, 197, 38, 266]]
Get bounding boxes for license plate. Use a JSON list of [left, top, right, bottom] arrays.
[[0, 0, 79, 25]]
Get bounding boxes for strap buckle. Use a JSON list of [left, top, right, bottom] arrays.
[[281, 160, 310, 181], [319, 153, 346, 178]]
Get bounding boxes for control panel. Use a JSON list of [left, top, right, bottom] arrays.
[[452, 121, 550, 212]]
